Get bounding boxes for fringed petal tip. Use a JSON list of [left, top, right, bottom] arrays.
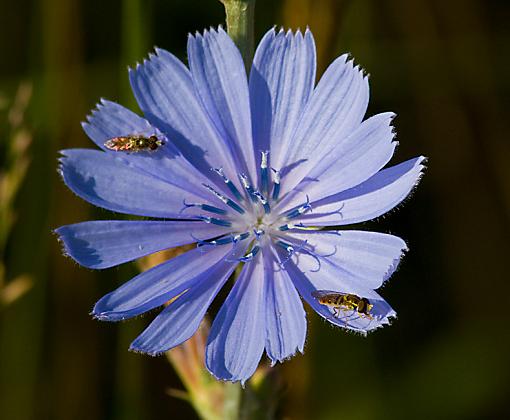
[[90, 310, 120, 322], [128, 341, 164, 357], [361, 313, 398, 336], [382, 248, 408, 283], [90, 299, 136, 322], [413, 155, 428, 175], [267, 344, 305, 367], [91, 302, 169, 324], [389, 154, 428, 204], [324, 312, 397, 337], [205, 363, 279, 388], [200, 369, 250, 387], [56, 150, 104, 206], [53, 226, 84, 266], [327, 303, 397, 336], [187, 25, 224, 41], [268, 26, 312, 38], [195, 27, 315, 50], [53, 227, 79, 266], [378, 154, 428, 213]]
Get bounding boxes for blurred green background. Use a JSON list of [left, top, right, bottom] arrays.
[[1, 0, 509, 419]]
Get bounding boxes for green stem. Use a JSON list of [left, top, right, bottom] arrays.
[[223, 382, 242, 420], [219, 0, 256, 71]]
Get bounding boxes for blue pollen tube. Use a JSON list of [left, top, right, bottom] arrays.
[[212, 167, 243, 201], [199, 204, 228, 215], [253, 191, 271, 214], [260, 151, 269, 196], [284, 196, 312, 219], [182, 200, 227, 215], [197, 216, 232, 227], [203, 183, 245, 214], [225, 198, 245, 215], [240, 174, 258, 203], [238, 245, 260, 262]]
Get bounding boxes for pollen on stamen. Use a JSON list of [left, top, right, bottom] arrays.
[[238, 245, 260, 262], [253, 228, 265, 239], [194, 235, 234, 247], [283, 195, 312, 219], [197, 216, 232, 227], [233, 232, 250, 243], [252, 191, 271, 214], [181, 199, 227, 215], [276, 240, 294, 254], [275, 240, 295, 266], [240, 174, 258, 202], [271, 168, 281, 201], [203, 184, 245, 214], [278, 222, 321, 231]]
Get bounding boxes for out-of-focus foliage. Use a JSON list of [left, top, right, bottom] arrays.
[[0, 83, 33, 307], [0, 0, 508, 419]]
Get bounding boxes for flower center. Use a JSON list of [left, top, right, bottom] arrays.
[[183, 152, 315, 262]]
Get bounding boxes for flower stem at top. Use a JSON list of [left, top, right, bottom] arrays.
[[219, 0, 256, 71]]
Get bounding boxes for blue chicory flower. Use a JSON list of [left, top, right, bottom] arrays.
[[56, 27, 425, 384]]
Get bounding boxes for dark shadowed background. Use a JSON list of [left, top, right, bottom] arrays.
[[1, 0, 509, 419]]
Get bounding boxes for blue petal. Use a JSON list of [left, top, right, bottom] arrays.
[[281, 112, 397, 209], [82, 99, 156, 151], [129, 243, 247, 354], [129, 48, 240, 179], [55, 220, 228, 269], [298, 156, 426, 225], [250, 28, 316, 174], [188, 28, 256, 179], [279, 55, 369, 196], [93, 244, 239, 321], [206, 256, 266, 384], [82, 100, 212, 193], [285, 258, 395, 335], [288, 230, 407, 290], [263, 250, 306, 364], [59, 149, 215, 218]]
